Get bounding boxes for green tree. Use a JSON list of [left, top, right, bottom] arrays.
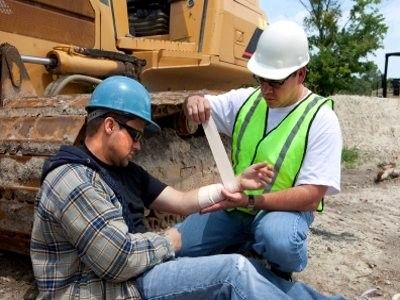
[[299, 0, 387, 96], [346, 64, 381, 95]]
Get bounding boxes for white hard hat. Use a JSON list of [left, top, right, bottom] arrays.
[[247, 20, 310, 80]]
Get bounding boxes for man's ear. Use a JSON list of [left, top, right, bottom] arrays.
[[298, 67, 307, 83], [103, 117, 115, 135]]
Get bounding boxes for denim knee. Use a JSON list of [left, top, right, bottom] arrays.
[[263, 230, 308, 270], [218, 254, 254, 279], [252, 211, 311, 272]]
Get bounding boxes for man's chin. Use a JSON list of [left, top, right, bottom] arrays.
[[125, 154, 135, 165], [262, 95, 277, 106]]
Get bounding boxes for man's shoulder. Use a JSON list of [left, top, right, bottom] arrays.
[[37, 164, 104, 216], [315, 103, 339, 120], [310, 104, 342, 136], [43, 163, 99, 190], [308, 93, 338, 120]]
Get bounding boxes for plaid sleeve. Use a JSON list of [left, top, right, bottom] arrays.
[[51, 165, 175, 282]]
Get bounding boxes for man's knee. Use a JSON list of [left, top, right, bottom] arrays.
[[207, 254, 252, 279], [253, 215, 310, 272], [177, 211, 250, 257], [267, 237, 308, 272]]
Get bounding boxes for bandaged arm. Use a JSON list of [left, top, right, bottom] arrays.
[[151, 181, 240, 216]]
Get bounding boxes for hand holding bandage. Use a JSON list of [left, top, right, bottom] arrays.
[[197, 163, 274, 209], [199, 115, 274, 211]]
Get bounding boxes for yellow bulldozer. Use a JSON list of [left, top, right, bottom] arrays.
[[0, 0, 266, 254]]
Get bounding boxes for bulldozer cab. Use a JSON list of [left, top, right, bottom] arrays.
[[0, 0, 266, 95]]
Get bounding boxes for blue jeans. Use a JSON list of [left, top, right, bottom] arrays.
[[176, 210, 314, 272], [136, 254, 344, 300]]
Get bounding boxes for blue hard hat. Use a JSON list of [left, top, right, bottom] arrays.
[[86, 76, 160, 132]]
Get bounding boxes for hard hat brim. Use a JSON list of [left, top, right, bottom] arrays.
[[86, 106, 161, 133], [146, 119, 161, 133], [247, 55, 309, 80]]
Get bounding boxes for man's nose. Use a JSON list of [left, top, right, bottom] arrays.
[[261, 82, 274, 93], [132, 140, 141, 151]]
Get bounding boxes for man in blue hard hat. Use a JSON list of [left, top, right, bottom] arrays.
[[30, 76, 344, 300]]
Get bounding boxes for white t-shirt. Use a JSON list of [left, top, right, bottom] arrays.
[[206, 87, 342, 195]]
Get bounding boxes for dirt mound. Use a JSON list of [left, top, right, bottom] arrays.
[[333, 95, 400, 167]]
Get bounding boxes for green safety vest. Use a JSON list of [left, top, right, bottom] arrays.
[[231, 88, 333, 214]]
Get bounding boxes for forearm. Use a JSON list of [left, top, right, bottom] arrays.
[[60, 187, 174, 282], [175, 188, 202, 215], [116, 231, 175, 280], [153, 162, 274, 215], [253, 185, 328, 211], [69, 217, 175, 282], [153, 185, 226, 216]]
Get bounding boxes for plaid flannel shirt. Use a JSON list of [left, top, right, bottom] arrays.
[[31, 163, 174, 299]]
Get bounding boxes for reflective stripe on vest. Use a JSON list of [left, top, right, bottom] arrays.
[[231, 89, 333, 214]]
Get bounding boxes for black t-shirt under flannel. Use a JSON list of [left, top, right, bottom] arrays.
[[83, 146, 167, 233]]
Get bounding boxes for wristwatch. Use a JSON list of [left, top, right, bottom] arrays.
[[247, 195, 256, 209]]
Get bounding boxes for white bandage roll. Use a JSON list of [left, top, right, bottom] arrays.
[[198, 183, 224, 208], [202, 116, 240, 192]]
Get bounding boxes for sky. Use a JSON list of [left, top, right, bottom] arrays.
[[260, 0, 399, 78]]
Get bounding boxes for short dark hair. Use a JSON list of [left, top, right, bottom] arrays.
[[85, 111, 134, 137]]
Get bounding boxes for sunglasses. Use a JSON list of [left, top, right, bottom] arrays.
[[114, 119, 143, 142], [253, 71, 297, 88]]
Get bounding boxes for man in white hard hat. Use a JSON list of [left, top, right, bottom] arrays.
[[177, 20, 343, 280]]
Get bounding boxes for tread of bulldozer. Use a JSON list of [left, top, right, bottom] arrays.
[[0, 90, 223, 254]]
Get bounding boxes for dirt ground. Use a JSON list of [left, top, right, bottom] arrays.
[[297, 95, 400, 299], [0, 95, 399, 299], [299, 168, 400, 299]]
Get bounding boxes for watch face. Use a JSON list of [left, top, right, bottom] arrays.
[[247, 195, 255, 208]]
